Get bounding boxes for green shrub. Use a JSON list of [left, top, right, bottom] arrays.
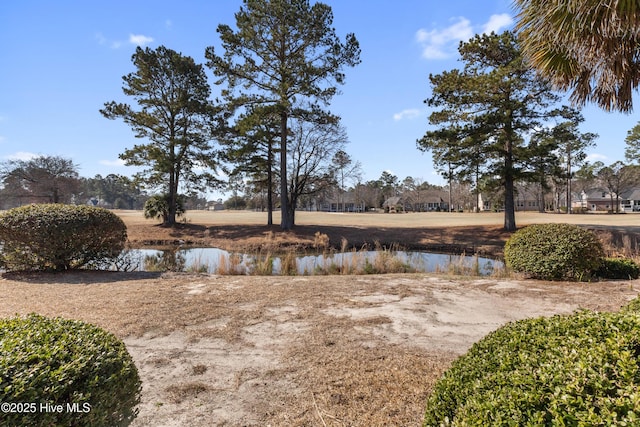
[[423, 310, 640, 426], [504, 223, 604, 280], [0, 314, 141, 427], [596, 257, 640, 280], [621, 295, 640, 314], [0, 204, 127, 271]]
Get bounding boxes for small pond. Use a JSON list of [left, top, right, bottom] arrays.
[[119, 247, 503, 276]]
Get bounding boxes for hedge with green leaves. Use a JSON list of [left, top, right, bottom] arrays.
[[621, 295, 640, 314], [596, 257, 640, 280], [0, 314, 141, 427], [504, 223, 604, 280], [423, 309, 640, 426], [0, 204, 127, 271]]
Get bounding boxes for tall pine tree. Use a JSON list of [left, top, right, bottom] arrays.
[[206, 0, 360, 230], [419, 31, 562, 231], [101, 46, 222, 226]]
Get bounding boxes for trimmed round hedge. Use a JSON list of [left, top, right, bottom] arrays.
[[423, 309, 640, 426], [0, 204, 127, 271], [504, 223, 604, 280], [0, 314, 141, 427]]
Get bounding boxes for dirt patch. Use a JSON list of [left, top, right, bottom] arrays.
[[0, 271, 637, 426]]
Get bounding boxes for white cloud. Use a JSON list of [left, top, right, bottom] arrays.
[[416, 17, 473, 59], [100, 33, 153, 48], [482, 14, 514, 35], [99, 159, 126, 167], [416, 13, 514, 59], [129, 34, 154, 46], [5, 151, 38, 161], [393, 108, 422, 121]]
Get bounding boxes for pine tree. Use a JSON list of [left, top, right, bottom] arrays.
[[206, 0, 360, 230], [101, 46, 222, 226], [419, 31, 562, 231]]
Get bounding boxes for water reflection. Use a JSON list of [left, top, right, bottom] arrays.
[[143, 248, 186, 272], [124, 247, 503, 276]]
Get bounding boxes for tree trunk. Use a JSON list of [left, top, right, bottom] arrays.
[[503, 140, 517, 232], [267, 139, 273, 226], [474, 166, 480, 213], [566, 150, 572, 214], [279, 111, 293, 230], [610, 194, 615, 213], [288, 196, 296, 226], [538, 182, 545, 213], [504, 177, 516, 231], [447, 162, 453, 212], [166, 167, 177, 227]]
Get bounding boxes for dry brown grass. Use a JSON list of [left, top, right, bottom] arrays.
[[1, 210, 639, 425], [119, 210, 640, 257], [0, 271, 638, 426], [164, 382, 210, 404]]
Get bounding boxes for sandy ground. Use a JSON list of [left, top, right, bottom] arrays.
[[0, 272, 638, 426]]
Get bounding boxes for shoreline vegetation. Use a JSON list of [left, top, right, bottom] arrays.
[[133, 240, 503, 277], [117, 210, 640, 274]]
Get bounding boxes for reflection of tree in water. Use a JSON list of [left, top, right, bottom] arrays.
[[144, 249, 186, 272]]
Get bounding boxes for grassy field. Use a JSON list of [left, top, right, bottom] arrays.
[[118, 208, 640, 228]]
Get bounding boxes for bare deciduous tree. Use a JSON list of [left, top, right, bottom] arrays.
[[0, 155, 80, 206]]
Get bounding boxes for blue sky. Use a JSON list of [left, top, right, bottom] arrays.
[[1, 0, 637, 198]]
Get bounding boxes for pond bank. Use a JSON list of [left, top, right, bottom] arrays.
[[127, 247, 504, 275], [124, 220, 512, 258]]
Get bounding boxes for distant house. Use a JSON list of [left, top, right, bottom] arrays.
[[481, 185, 583, 213], [478, 193, 505, 212], [409, 189, 450, 212], [382, 196, 405, 213], [318, 190, 365, 212], [577, 187, 640, 213], [206, 200, 225, 211], [620, 188, 640, 212], [583, 188, 616, 212], [382, 193, 449, 212], [513, 185, 543, 212], [474, 184, 640, 213], [477, 193, 491, 211]]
